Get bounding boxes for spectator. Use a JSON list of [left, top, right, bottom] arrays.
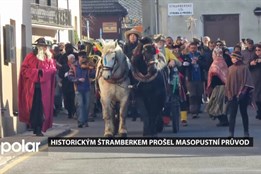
[[234, 45, 242, 52], [249, 44, 261, 120], [225, 51, 254, 137], [60, 43, 78, 65], [183, 42, 207, 118], [203, 36, 211, 47], [175, 36, 183, 47], [241, 38, 255, 65], [165, 36, 175, 51]]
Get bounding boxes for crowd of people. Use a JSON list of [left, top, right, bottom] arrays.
[[18, 30, 261, 137], [148, 34, 261, 137]]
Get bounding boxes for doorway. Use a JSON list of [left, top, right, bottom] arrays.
[[203, 14, 239, 47]]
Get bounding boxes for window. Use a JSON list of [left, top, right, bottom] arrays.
[[47, 0, 51, 6], [35, 0, 39, 4]]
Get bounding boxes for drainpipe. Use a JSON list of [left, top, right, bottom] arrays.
[[155, 0, 159, 34]]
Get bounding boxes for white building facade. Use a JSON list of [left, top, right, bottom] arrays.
[[0, 0, 32, 137], [0, 0, 81, 137], [31, 0, 81, 44], [143, 0, 261, 46]]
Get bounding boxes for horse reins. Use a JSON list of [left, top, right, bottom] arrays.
[[98, 54, 129, 88]]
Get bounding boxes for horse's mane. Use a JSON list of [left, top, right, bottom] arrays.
[[102, 41, 123, 55], [131, 39, 167, 82]]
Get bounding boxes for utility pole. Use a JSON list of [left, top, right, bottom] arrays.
[[86, 20, 90, 39]]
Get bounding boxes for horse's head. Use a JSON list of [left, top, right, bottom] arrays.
[[132, 37, 158, 75], [101, 41, 123, 80], [142, 43, 158, 74]]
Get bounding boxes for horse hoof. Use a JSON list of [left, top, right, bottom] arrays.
[[104, 134, 114, 138], [119, 133, 127, 137]]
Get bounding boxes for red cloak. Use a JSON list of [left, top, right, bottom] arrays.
[[18, 52, 56, 132]]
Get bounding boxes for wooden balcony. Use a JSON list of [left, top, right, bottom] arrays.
[[31, 3, 72, 28]]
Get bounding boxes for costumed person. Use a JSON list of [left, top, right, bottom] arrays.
[[178, 45, 190, 126], [154, 34, 182, 130], [249, 44, 261, 120], [123, 28, 141, 60], [85, 40, 101, 122], [225, 51, 254, 137], [52, 45, 63, 116], [205, 47, 229, 127], [18, 38, 56, 136], [123, 28, 142, 121]]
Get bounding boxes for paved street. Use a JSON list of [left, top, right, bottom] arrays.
[[2, 106, 261, 173]]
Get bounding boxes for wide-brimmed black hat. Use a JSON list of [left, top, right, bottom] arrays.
[[33, 37, 49, 46]]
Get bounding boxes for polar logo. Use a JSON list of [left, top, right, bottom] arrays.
[[0, 140, 41, 155]]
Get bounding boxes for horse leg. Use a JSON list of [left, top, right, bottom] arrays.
[[136, 97, 150, 136], [149, 109, 159, 137], [149, 97, 164, 136], [113, 103, 120, 136], [118, 97, 129, 137], [101, 99, 114, 137]]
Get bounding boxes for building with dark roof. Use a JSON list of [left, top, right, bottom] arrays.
[[119, 0, 142, 27], [81, 0, 128, 40]]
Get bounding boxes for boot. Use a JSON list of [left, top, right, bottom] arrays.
[[180, 111, 188, 126], [244, 132, 249, 138], [228, 132, 234, 138], [216, 115, 229, 127], [35, 127, 44, 136], [223, 115, 229, 125]]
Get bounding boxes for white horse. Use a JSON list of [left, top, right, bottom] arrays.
[[96, 40, 130, 137]]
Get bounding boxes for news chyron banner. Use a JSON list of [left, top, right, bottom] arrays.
[[48, 137, 253, 147]]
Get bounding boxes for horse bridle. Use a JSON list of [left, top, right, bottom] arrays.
[[101, 52, 119, 73], [142, 43, 157, 66], [99, 51, 129, 85]]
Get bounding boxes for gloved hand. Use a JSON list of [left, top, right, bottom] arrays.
[[38, 69, 43, 77], [183, 61, 190, 66], [224, 96, 233, 104], [64, 72, 69, 77], [237, 93, 246, 102]]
